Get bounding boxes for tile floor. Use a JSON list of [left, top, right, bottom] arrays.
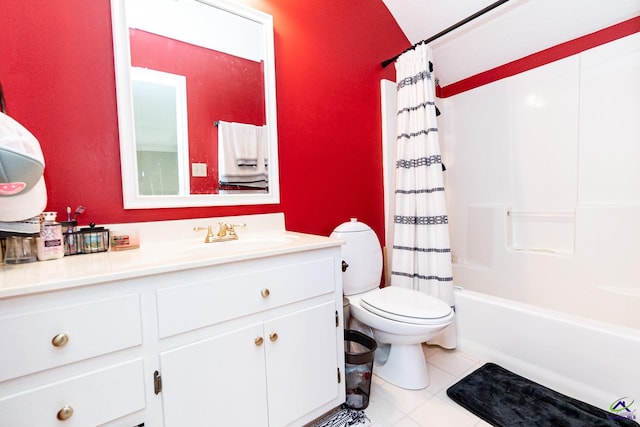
[[364, 344, 491, 427]]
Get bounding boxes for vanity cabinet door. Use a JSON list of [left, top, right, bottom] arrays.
[[158, 301, 340, 427], [265, 301, 340, 427], [159, 323, 269, 427]]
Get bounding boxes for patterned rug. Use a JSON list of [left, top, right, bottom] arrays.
[[309, 406, 371, 427]]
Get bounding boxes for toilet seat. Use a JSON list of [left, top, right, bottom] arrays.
[[360, 287, 452, 325]]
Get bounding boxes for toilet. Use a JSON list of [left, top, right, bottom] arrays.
[[331, 218, 454, 390]]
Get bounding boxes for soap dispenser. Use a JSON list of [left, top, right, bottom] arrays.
[[37, 212, 65, 260]]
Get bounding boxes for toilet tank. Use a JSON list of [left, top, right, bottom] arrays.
[[330, 219, 382, 296]]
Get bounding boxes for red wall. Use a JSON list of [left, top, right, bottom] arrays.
[[0, 0, 406, 241], [129, 29, 266, 194]]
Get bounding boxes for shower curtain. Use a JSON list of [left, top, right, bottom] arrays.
[[391, 44, 456, 348]]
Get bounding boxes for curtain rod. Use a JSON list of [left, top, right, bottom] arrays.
[[381, 0, 511, 68]]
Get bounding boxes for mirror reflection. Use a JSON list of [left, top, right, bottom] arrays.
[[111, 0, 279, 208], [131, 67, 189, 196]]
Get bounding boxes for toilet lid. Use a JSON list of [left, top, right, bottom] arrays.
[[360, 286, 452, 325]]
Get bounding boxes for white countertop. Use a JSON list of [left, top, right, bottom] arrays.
[[0, 213, 343, 299]]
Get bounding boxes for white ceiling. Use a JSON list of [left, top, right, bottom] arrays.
[[382, 0, 640, 86]]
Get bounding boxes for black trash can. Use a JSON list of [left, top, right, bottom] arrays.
[[344, 329, 377, 410]]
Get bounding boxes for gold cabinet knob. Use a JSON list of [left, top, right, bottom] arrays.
[[260, 288, 270, 298], [254, 336, 264, 346], [56, 405, 74, 421], [269, 332, 278, 342], [51, 333, 69, 347]]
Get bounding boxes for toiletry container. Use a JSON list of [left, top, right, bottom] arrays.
[[37, 212, 64, 260], [110, 227, 140, 251], [61, 220, 78, 255], [4, 236, 38, 264]]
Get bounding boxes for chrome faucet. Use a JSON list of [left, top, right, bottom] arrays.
[[193, 222, 246, 243]]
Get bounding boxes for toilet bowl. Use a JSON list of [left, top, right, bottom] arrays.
[[331, 218, 454, 390]]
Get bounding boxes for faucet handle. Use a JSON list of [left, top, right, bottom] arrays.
[[193, 225, 216, 243], [226, 223, 246, 237]]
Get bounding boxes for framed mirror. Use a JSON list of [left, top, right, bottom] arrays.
[[111, 0, 279, 208]]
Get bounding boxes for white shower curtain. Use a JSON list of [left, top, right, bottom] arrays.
[[391, 44, 456, 348]]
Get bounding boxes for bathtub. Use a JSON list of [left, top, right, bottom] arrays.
[[453, 287, 640, 415]]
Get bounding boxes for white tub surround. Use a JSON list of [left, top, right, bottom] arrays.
[[0, 213, 346, 427], [439, 33, 640, 330], [450, 204, 640, 330]]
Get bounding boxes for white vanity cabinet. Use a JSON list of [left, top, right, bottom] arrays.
[[0, 236, 345, 427], [155, 248, 344, 427]]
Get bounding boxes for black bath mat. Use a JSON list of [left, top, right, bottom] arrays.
[[447, 363, 637, 426]]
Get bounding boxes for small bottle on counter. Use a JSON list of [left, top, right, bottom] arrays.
[[37, 212, 65, 260]]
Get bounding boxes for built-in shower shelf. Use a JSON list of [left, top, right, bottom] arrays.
[[507, 209, 575, 255]]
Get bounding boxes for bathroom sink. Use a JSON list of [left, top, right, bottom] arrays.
[[178, 235, 297, 257]]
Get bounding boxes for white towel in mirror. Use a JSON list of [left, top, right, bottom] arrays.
[[217, 121, 268, 188]]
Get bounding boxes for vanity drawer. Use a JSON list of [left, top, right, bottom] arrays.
[[0, 358, 145, 427], [157, 255, 336, 338], [0, 294, 142, 382]]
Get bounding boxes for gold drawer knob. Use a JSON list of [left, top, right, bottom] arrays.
[[57, 405, 74, 421], [269, 332, 278, 342], [260, 288, 270, 298], [51, 333, 69, 347], [254, 336, 264, 346]]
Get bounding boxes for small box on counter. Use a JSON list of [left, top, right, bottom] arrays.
[[110, 227, 140, 251]]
